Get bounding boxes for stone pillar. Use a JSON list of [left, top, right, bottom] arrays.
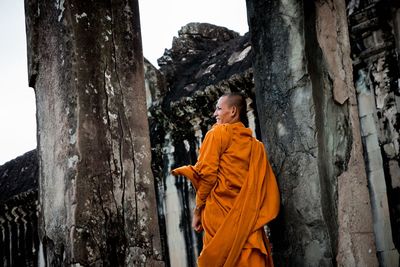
[[246, 0, 378, 265], [356, 71, 400, 266], [313, 1, 378, 265], [24, 0, 163, 266]]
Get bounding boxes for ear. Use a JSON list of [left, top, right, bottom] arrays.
[[231, 106, 237, 117]]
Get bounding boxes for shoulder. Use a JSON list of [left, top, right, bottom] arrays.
[[210, 123, 229, 132], [251, 136, 265, 147], [253, 137, 264, 145], [204, 124, 232, 151], [256, 139, 266, 150], [252, 137, 270, 157], [207, 124, 234, 141]]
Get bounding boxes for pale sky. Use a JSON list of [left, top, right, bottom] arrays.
[[0, 0, 248, 165]]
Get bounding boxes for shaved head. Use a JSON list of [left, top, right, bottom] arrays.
[[223, 92, 247, 122], [224, 93, 245, 110]]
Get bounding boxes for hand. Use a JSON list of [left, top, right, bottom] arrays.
[[192, 210, 203, 233]]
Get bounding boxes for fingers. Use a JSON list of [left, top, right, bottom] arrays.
[[191, 220, 199, 229], [192, 218, 203, 232], [194, 223, 203, 233], [191, 209, 203, 232]]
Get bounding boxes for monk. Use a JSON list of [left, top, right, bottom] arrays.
[[171, 93, 280, 266]]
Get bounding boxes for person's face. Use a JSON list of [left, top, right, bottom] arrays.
[[213, 96, 234, 124]]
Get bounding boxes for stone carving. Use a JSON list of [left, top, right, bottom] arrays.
[[0, 151, 38, 267]]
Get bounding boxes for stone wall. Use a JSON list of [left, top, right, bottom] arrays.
[[349, 0, 400, 265], [0, 150, 38, 266], [246, 0, 343, 265], [246, 0, 381, 265], [0, 192, 39, 267]]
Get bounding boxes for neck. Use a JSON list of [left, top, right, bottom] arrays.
[[228, 117, 240, 124]]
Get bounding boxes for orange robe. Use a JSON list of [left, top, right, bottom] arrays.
[[172, 122, 280, 267]]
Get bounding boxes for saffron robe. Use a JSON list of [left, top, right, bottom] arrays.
[[172, 122, 280, 267]]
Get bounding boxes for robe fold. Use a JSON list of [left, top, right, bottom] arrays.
[[172, 122, 280, 267]]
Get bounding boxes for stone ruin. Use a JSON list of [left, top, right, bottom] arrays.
[[1, 0, 400, 266], [0, 150, 38, 266]]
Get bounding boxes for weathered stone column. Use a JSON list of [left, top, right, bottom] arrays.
[[313, 1, 378, 265], [24, 0, 163, 265], [246, 0, 378, 265]]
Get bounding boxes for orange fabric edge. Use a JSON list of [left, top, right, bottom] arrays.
[[171, 165, 200, 190]]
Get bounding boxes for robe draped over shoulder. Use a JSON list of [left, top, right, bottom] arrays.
[[172, 122, 280, 267]]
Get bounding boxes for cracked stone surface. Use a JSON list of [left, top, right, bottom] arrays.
[[246, 0, 378, 266], [24, 0, 163, 266]]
